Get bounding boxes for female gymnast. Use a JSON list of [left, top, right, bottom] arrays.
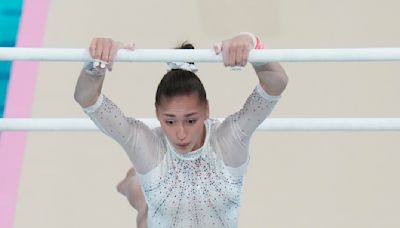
[[74, 32, 288, 228]]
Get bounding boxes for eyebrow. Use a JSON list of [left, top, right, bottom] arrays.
[[163, 112, 198, 117]]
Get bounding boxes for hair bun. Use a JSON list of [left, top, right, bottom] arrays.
[[178, 42, 195, 50], [175, 42, 195, 65]]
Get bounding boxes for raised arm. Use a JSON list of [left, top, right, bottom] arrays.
[[73, 38, 133, 147], [214, 33, 288, 168], [73, 39, 162, 174]]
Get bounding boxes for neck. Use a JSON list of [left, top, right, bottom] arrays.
[[192, 123, 206, 151]]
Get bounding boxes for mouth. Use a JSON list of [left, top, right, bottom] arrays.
[[176, 143, 190, 149]]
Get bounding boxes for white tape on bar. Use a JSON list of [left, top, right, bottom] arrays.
[[1, 118, 400, 131], [2, 48, 400, 62]]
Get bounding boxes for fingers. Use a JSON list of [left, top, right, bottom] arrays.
[[213, 42, 222, 54], [217, 35, 253, 68], [94, 39, 105, 61], [107, 42, 136, 71], [241, 43, 250, 66], [220, 41, 250, 67], [89, 38, 111, 64], [88, 38, 135, 71], [107, 41, 120, 71], [215, 41, 239, 67], [123, 42, 135, 50], [235, 43, 245, 66], [102, 39, 112, 63], [228, 42, 237, 66], [89, 38, 97, 59], [222, 41, 230, 67]]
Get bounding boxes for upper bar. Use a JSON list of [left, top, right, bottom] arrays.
[[2, 48, 400, 62]]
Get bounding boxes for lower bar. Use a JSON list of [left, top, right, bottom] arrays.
[[1, 118, 400, 131]]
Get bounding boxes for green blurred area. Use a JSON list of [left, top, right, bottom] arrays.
[[0, 0, 23, 116]]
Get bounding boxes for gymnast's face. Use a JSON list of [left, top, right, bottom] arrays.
[[156, 93, 209, 153]]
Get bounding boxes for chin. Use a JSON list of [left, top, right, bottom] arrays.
[[176, 148, 190, 153], [175, 146, 192, 153]]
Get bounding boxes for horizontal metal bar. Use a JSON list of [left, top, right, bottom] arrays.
[[2, 48, 400, 62], [1, 118, 400, 131]]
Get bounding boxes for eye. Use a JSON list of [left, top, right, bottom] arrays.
[[165, 120, 175, 126], [187, 119, 197, 125]]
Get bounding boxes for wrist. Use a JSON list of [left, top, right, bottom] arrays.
[[83, 61, 106, 77], [238, 32, 264, 49], [238, 32, 266, 66]]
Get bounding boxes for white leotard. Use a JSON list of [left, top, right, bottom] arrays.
[[83, 84, 280, 228]]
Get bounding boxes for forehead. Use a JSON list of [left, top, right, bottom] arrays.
[[157, 94, 206, 113]]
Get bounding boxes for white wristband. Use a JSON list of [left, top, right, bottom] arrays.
[[83, 60, 106, 77]]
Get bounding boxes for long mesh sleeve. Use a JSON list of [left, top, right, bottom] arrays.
[[215, 84, 281, 168], [83, 94, 164, 174]]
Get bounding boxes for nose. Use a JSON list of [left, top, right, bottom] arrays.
[[176, 124, 187, 140]]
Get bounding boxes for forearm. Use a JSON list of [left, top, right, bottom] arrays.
[[74, 69, 105, 108], [74, 37, 128, 108], [252, 62, 288, 96]]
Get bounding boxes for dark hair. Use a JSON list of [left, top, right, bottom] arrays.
[[155, 42, 207, 107]]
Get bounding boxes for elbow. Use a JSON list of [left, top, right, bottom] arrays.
[[261, 72, 289, 96], [273, 67, 289, 95], [275, 73, 288, 96], [280, 71, 289, 93], [256, 63, 288, 96], [74, 90, 85, 107]]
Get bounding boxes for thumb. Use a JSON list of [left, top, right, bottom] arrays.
[[122, 42, 135, 50], [213, 42, 222, 54], [107, 42, 135, 71]]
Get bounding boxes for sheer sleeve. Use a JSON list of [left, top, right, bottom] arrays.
[[83, 94, 164, 174], [215, 84, 280, 168]]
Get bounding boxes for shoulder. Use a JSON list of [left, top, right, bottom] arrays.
[[207, 118, 223, 133], [208, 118, 235, 144], [128, 119, 165, 143], [153, 126, 165, 139], [152, 126, 168, 148]]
